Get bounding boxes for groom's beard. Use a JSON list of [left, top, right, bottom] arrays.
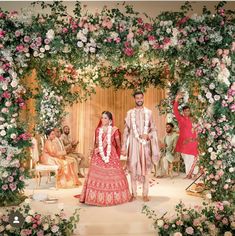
[[136, 101, 143, 106]]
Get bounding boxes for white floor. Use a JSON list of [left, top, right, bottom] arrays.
[[24, 172, 204, 236]]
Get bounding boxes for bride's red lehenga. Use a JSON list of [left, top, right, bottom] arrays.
[[75, 120, 131, 206]]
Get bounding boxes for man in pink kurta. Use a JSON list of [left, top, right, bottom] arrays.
[[122, 91, 159, 202], [173, 93, 198, 178]]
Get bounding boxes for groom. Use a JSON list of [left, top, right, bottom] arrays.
[[121, 91, 159, 202]]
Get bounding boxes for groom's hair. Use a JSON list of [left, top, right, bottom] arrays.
[[133, 91, 144, 97]]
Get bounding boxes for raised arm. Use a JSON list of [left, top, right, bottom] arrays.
[[173, 93, 183, 122]]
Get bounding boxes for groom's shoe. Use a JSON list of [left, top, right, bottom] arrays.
[[143, 196, 150, 202]]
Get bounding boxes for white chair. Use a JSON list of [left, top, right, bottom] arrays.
[[30, 137, 59, 189]]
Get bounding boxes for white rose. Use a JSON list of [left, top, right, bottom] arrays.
[[46, 29, 55, 40], [39, 53, 44, 58], [231, 135, 235, 146], [141, 41, 149, 52], [209, 83, 215, 89], [0, 130, 6, 136], [82, 28, 88, 35], [81, 36, 87, 43], [224, 232, 233, 236], [157, 219, 164, 227], [77, 41, 84, 48], [210, 152, 217, 160], [25, 215, 32, 223], [10, 133, 16, 139], [33, 51, 39, 57], [206, 193, 212, 199], [24, 198, 31, 204], [110, 31, 118, 39], [45, 45, 50, 50], [229, 167, 234, 173], [11, 79, 18, 88], [28, 209, 35, 215], [51, 225, 59, 233], [43, 223, 49, 231], [2, 171, 8, 178], [5, 101, 12, 107], [166, 28, 171, 34], [173, 233, 183, 236], [40, 47, 45, 53], [2, 84, 8, 91], [0, 225, 4, 232], [208, 147, 213, 153], [25, 53, 30, 58], [90, 47, 96, 53], [6, 224, 12, 230]]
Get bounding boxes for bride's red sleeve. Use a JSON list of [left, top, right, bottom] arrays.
[[114, 129, 121, 156]]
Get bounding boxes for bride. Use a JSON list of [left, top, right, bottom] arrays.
[[76, 111, 131, 206]]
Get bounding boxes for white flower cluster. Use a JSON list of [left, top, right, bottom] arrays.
[[38, 86, 63, 132], [131, 108, 149, 145], [76, 29, 97, 53], [98, 126, 112, 163]]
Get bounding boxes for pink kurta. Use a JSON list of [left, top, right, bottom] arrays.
[[78, 126, 131, 206], [173, 101, 198, 156], [122, 107, 159, 179]]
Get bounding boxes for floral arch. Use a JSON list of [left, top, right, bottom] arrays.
[[0, 1, 234, 206]]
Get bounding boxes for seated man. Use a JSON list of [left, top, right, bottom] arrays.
[[53, 128, 79, 175], [157, 123, 178, 178], [61, 125, 85, 177]]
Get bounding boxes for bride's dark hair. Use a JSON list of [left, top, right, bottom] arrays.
[[102, 111, 113, 121]]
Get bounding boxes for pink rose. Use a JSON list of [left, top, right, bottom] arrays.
[[62, 27, 68, 33], [2, 91, 11, 99], [124, 47, 134, 57], [217, 160, 222, 166], [223, 49, 229, 56], [127, 31, 134, 40], [16, 45, 24, 52], [214, 175, 220, 180], [24, 36, 31, 43], [217, 170, 224, 177], [9, 183, 16, 191], [230, 104, 235, 111], [114, 37, 121, 43], [137, 18, 143, 25], [144, 23, 153, 32], [0, 30, 5, 38], [195, 69, 203, 77], [15, 30, 21, 37], [193, 218, 200, 226], [231, 42, 235, 51], [137, 28, 144, 35], [185, 226, 194, 235], [148, 35, 156, 41], [217, 49, 223, 56], [163, 224, 169, 229], [176, 220, 183, 226], [224, 184, 229, 190], [8, 176, 14, 183], [2, 184, 8, 190]]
